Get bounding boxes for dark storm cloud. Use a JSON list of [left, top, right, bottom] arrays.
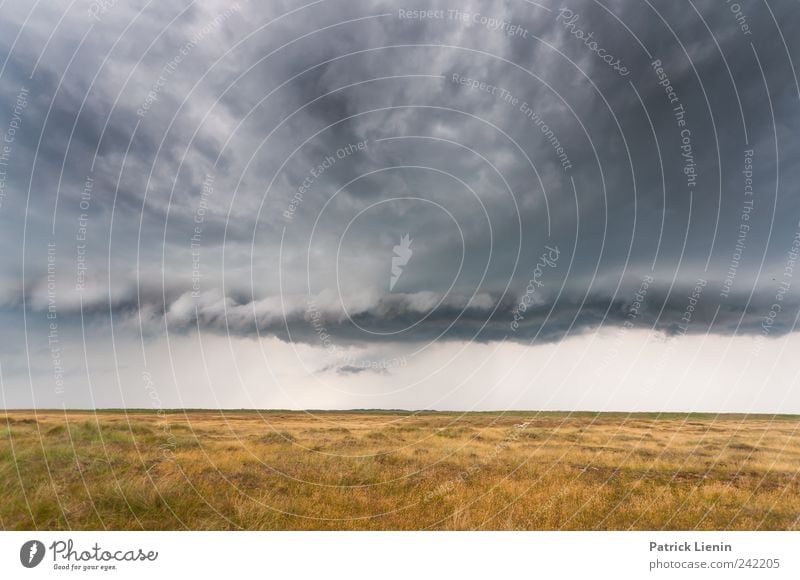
[[1, 0, 799, 348], [11, 273, 799, 349]]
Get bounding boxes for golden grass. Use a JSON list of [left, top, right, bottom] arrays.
[[1, 410, 799, 530]]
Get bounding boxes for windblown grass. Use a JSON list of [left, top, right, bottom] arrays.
[[1, 410, 799, 530]]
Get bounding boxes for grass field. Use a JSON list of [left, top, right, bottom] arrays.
[[1, 410, 799, 530]]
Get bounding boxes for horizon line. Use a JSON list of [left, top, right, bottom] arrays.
[[3, 408, 799, 418]]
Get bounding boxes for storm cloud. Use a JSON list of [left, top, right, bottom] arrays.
[[1, 0, 799, 409]]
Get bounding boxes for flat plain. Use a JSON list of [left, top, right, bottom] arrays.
[[1, 410, 799, 530]]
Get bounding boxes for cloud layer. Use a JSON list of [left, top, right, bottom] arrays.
[[1, 1, 799, 409]]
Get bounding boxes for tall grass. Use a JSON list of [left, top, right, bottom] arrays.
[[1, 411, 798, 530]]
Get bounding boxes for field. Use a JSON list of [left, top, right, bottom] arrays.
[[1, 410, 799, 530]]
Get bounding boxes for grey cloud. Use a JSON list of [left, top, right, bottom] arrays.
[[1, 0, 799, 352], [12, 273, 799, 349]]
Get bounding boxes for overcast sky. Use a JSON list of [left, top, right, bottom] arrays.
[[1, 0, 799, 412]]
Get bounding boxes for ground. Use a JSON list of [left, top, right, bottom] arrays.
[[1, 410, 799, 530]]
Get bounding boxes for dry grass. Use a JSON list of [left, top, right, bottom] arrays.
[[1, 410, 799, 530]]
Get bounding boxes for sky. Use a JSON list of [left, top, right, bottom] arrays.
[[1, 0, 799, 412]]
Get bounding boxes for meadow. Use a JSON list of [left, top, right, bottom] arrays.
[[1, 410, 799, 530]]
